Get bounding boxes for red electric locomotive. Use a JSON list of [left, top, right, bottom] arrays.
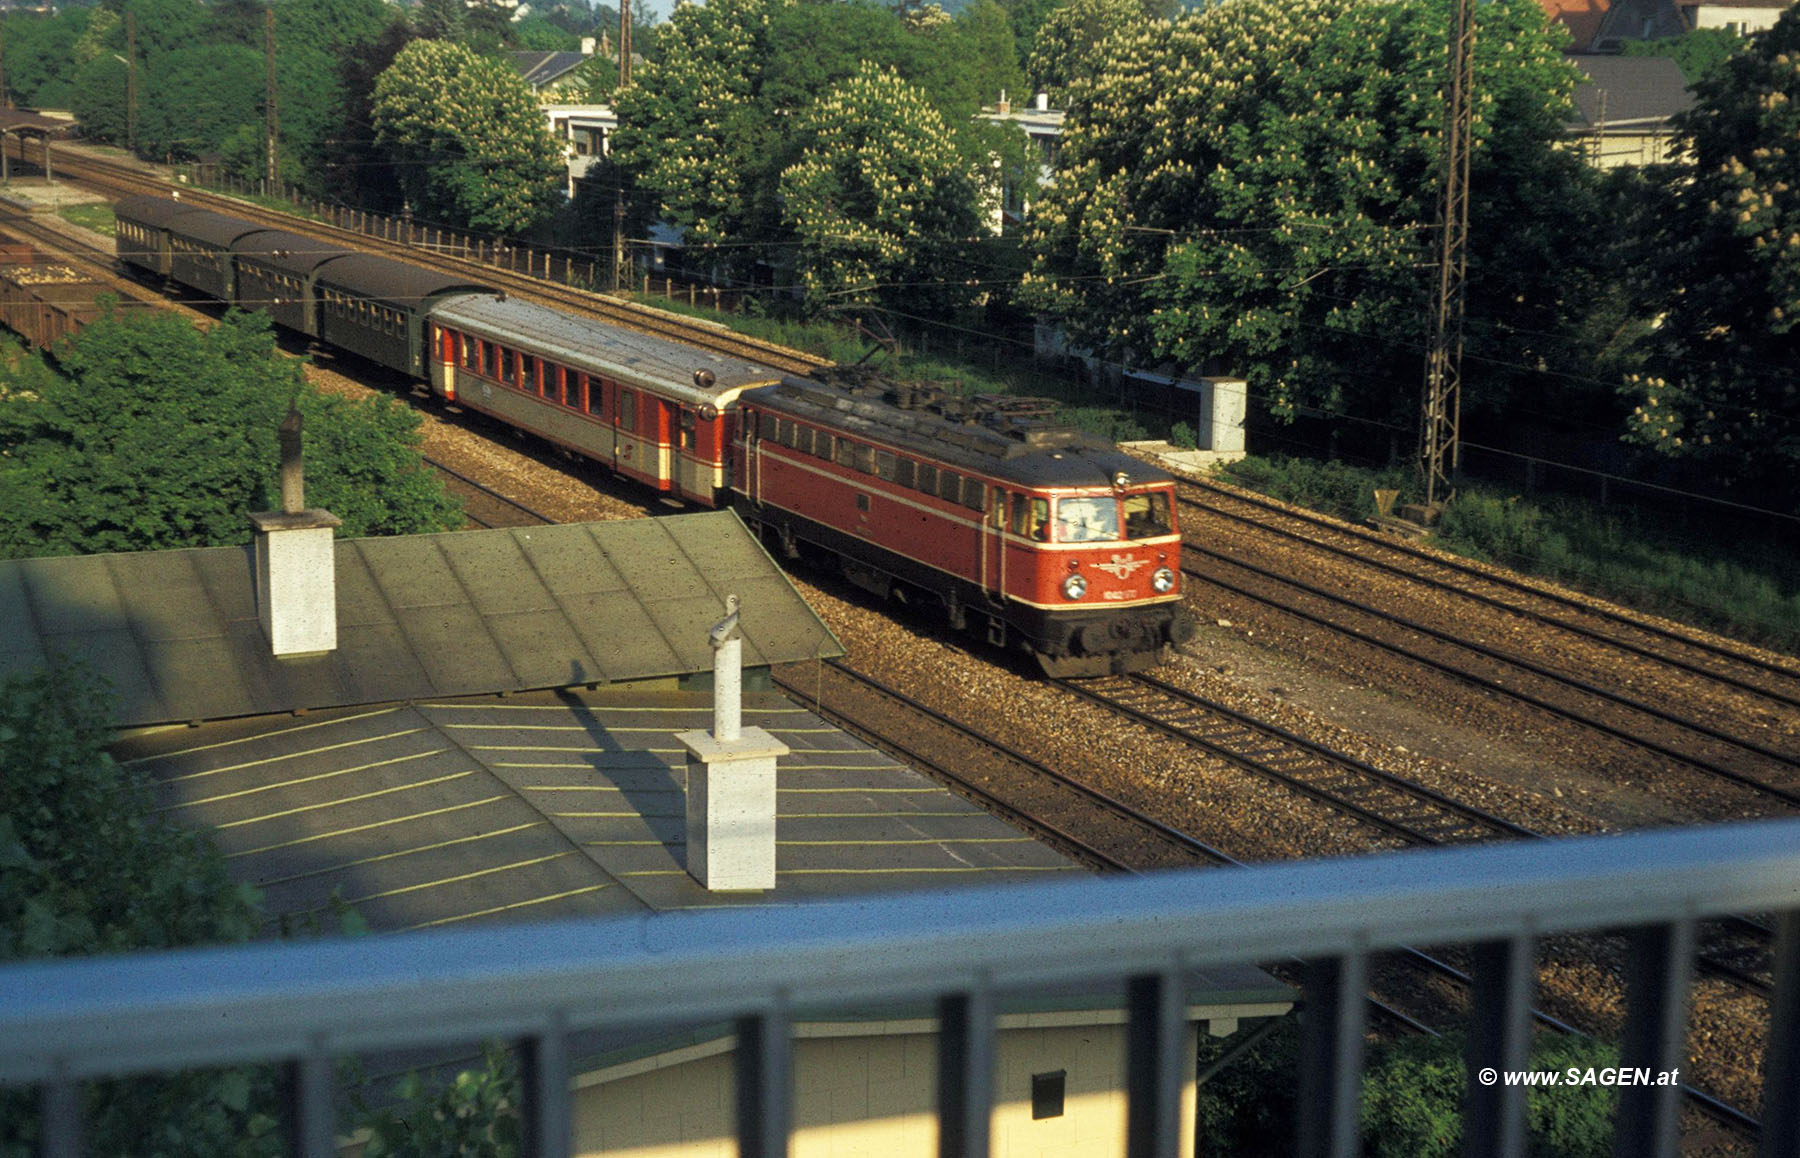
[[732, 370, 1196, 676]]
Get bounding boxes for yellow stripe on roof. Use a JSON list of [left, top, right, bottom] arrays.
[[214, 770, 479, 830], [255, 823, 548, 889], [227, 795, 514, 858], [155, 748, 452, 812], [332, 852, 580, 906], [402, 884, 617, 931], [119, 707, 410, 765], [155, 729, 434, 783]]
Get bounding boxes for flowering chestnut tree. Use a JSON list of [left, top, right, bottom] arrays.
[[371, 39, 563, 234], [1623, 8, 1800, 496], [779, 64, 983, 315], [1022, 0, 1586, 432]]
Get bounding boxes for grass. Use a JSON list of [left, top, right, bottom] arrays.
[[59, 203, 116, 237], [1219, 454, 1800, 654]]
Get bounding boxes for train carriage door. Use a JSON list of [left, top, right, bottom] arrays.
[[984, 487, 1008, 604], [655, 398, 677, 491], [613, 385, 636, 477]]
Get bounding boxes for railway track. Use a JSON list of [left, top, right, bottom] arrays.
[[427, 457, 557, 530], [789, 661, 1765, 1134], [15, 141, 828, 377], [1060, 671, 1537, 847], [1179, 479, 1800, 712], [1178, 531, 1800, 809]]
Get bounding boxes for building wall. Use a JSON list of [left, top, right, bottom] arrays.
[[1691, 3, 1785, 32], [571, 1018, 1202, 1158]]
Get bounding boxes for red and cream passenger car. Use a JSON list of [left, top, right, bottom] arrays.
[[430, 296, 783, 504], [733, 372, 1196, 675]]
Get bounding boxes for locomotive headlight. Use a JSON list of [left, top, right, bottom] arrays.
[[1063, 573, 1088, 600], [1151, 567, 1176, 593], [698, 403, 719, 421]]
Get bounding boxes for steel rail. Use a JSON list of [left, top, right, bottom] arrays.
[[1183, 546, 1800, 807], [1178, 478, 1800, 693]]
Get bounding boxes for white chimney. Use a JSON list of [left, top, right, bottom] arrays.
[[677, 595, 788, 892], [250, 408, 341, 657], [580, 36, 597, 55], [997, 89, 1010, 116], [1034, 91, 1049, 112]]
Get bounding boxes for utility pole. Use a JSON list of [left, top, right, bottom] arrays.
[[612, 0, 632, 292], [126, 13, 138, 154], [1419, 0, 1474, 514], [265, 7, 279, 190]]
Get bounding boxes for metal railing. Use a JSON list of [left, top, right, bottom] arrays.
[[3, 819, 1798, 1158]]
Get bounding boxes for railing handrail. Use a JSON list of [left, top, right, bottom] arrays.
[[3, 818, 1798, 1086]]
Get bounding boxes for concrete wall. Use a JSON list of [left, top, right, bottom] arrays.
[[571, 1015, 1205, 1158]]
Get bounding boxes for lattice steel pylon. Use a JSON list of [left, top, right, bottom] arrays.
[[1420, 0, 1475, 511]]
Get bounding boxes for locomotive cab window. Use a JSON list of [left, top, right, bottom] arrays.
[[617, 389, 637, 429], [1013, 495, 1050, 541], [1057, 496, 1120, 543], [680, 409, 697, 448], [1123, 492, 1173, 539], [759, 412, 779, 441]]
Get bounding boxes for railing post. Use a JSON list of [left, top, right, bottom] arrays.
[[280, 1053, 335, 1158], [736, 1005, 792, 1158], [1463, 936, 1535, 1158], [517, 1028, 571, 1158], [1760, 911, 1800, 1158], [38, 1079, 83, 1158], [937, 988, 996, 1158], [1614, 921, 1695, 1158], [1126, 970, 1186, 1158], [1296, 952, 1368, 1158]]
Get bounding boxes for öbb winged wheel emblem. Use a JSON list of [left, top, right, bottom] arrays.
[[1093, 554, 1148, 580]]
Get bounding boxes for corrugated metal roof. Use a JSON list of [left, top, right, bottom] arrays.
[[432, 296, 784, 406], [117, 687, 1080, 931], [314, 253, 494, 310], [0, 514, 842, 728]]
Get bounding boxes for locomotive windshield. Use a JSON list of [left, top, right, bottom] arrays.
[[1055, 496, 1119, 542], [1043, 490, 1174, 543]]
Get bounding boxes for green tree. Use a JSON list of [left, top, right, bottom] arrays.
[[138, 44, 263, 161], [612, 0, 788, 278], [410, 0, 469, 42], [67, 54, 129, 146], [779, 63, 983, 315], [0, 666, 281, 1157], [0, 309, 460, 559], [1, 9, 91, 109], [352, 1045, 523, 1158], [515, 13, 582, 50], [120, 0, 210, 62], [615, 0, 996, 289], [1620, 27, 1742, 84], [1023, 0, 1148, 99], [371, 39, 565, 234], [1022, 0, 1593, 441], [1621, 7, 1800, 504]]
